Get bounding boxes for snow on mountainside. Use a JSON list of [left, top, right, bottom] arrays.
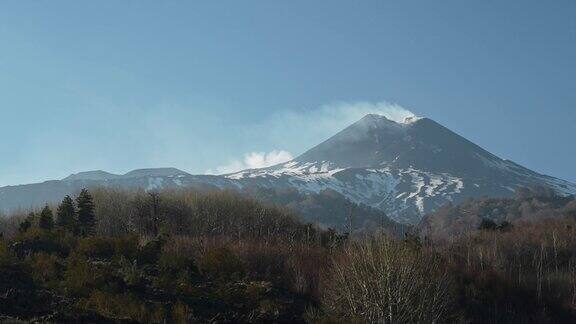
[[1, 114, 575, 224], [224, 114, 576, 223]]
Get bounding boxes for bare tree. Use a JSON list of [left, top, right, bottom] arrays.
[[322, 236, 457, 323]]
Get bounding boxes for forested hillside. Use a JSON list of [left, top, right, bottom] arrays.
[[246, 187, 404, 236], [1, 187, 576, 322], [421, 186, 576, 239]]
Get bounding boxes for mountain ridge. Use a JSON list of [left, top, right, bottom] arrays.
[[223, 114, 575, 222], [62, 168, 190, 182], [1, 114, 574, 225]]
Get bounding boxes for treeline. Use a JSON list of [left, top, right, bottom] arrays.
[[2, 188, 334, 244], [443, 217, 576, 322], [312, 215, 576, 323], [421, 186, 576, 239], [0, 188, 339, 322], [15, 189, 96, 237], [1, 187, 576, 322], [247, 187, 404, 236]]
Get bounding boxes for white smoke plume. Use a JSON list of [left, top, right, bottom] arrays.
[[316, 101, 418, 124], [241, 101, 418, 155], [208, 101, 417, 174], [206, 150, 293, 174]]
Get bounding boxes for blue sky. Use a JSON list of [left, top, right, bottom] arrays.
[[0, 1, 575, 186]]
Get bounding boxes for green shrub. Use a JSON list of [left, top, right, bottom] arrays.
[[64, 253, 116, 297], [78, 236, 115, 259], [0, 239, 11, 265], [11, 227, 70, 257], [117, 256, 144, 287], [64, 253, 95, 296], [112, 235, 139, 260], [158, 249, 197, 275], [28, 252, 61, 286], [79, 290, 167, 322], [79, 235, 139, 261], [199, 246, 244, 280], [137, 238, 165, 265]]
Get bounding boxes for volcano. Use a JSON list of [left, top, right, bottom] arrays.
[[1, 114, 574, 224], [226, 114, 576, 223]]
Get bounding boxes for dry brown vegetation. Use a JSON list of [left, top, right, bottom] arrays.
[[421, 186, 576, 239], [320, 236, 457, 323], [0, 188, 336, 322], [443, 218, 576, 323], [0, 187, 576, 323]]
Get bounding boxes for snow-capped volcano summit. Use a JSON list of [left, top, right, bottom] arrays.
[[226, 114, 576, 223], [294, 114, 515, 175], [1, 114, 574, 224]]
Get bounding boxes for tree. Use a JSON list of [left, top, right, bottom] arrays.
[[479, 218, 497, 231], [322, 237, 457, 323], [57, 195, 77, 232], [39, 205, 54, 230], [497, 221, 513, 232], [18, 220, 31, 233], [148, 192, 161, 237], [77, 189, 96, 236], [19, 212, 35, 233]]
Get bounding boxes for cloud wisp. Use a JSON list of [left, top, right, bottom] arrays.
[[207, 101, 417, 175], [206, 150, 293, 175]]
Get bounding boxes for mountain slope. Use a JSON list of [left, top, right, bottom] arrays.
[[1, 114, 574, 225], [226, 114, 576, 223]]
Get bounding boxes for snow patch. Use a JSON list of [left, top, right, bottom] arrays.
[[147, 178, 164, 191]]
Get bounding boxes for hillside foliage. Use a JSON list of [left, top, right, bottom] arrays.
[[421, 186, 576, 239], [0, 187, 575, 322]]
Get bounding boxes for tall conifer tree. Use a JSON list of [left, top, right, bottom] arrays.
[[76, 189, 96, 236], [56, 195, 76, 232], [39, 205, 54, 230]]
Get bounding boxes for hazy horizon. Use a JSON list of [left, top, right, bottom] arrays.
[[1, 1, 575, 186]]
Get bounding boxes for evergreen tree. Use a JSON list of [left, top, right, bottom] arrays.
[[56, 195, 77, 232], [76, 189, 96, 236], [478, 218, 497, 231], [39, 205, 54, 230], [18, 220, 31, 233], [19, 212, 34, 233], [497, 221, 513, 232]]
